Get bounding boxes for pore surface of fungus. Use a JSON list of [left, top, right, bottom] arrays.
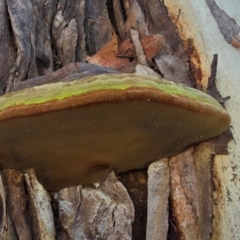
[[0, 74, 231, 190]]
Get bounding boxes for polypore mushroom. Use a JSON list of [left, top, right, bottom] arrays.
[[0, 74, 230, 190]]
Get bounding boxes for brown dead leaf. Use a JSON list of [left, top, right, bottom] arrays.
[[141, 34, 166, 60], [96, 27, 118, 55], [116, 38, 135, 58], [86, 29, 136, 72], [117, 34, 166, 60], [86, 51, 132, 71]]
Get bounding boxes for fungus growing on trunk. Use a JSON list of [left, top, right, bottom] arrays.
[[0, 74, 230, 190]]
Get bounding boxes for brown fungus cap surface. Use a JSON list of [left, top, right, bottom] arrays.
[[0, 74, 231, 190]]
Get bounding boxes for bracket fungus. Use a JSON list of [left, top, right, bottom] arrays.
[[0, 74, 230, 190]]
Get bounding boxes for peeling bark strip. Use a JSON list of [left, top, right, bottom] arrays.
[[3, 169, 32, 239], [25, 169, 55, 240], [52, 186, 82, 240], [3, 169, 55, 239], [169, 148, 200, 240], [52, 0, 86, 66], [123, 0, 149, 38], [0, 173, 8, 239], [193, 142, 215, 240], [147, 159, 170, 240], [6, 0, 56, 92], [206, 0, 240, 44], [112, 0, 125, 40], [85, 0, 112, 55], [6, 0, 34, 91], [0, 0, 15, 95], [4, 0, 87, 91]]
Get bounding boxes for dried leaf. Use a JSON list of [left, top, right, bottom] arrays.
[[231, 36, 240, 48], [96, 28, 118, 55], [86, 22, 138, 73], [141, 34, 166, 60], [116, 38, 135, 58], [86, 51, 131, 71], [117, 34, 166, 60], [118, 59, 137, 73]]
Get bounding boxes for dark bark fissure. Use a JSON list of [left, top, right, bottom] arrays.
[[207, 54, 230, 104], [119, 170, 148, 240]]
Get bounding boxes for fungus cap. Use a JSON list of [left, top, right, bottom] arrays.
[[0, 73, 231, 190]]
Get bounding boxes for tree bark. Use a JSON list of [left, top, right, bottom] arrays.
[[0, 0, 239, 239], [164, 1, 240, 239]]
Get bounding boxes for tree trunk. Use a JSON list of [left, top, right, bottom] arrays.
[[0, 0, 239, 239]]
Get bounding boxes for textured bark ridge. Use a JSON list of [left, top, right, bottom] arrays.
[[52, 172, 134, 240], [1, 171, 134, 240], [0, 0, 233, 239], [3, 169, 55, 239], [147, 159, 170, 240]]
